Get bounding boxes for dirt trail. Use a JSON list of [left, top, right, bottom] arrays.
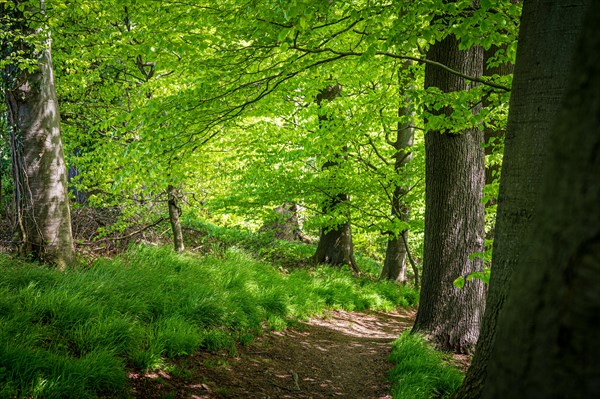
[[130, 309, 416, 399]]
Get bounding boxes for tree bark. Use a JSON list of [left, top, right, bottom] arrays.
[[453, 1, 589, 396], [167, 184, 184, 252], [412, 30, 486, 354], [482, 2, 598, 396], [312, 84, 360, 274], [381, 230, 408, 282], [313, 193, 358, 271], [3, 1, 74, 269], [260, 203, 310, 243], [381, 63, 415, 284]]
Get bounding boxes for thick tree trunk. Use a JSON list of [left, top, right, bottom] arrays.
[[312, 85, 359, 274], [381, 64, 414, 283], [483, 3, 598, 396], [3, 2, 74, 269], [167, 184, 184, 252], [313, 194, 358, 271], [381, 230, 407, 283], [412, 31, 486, 353], [453, 1, 588, 396]]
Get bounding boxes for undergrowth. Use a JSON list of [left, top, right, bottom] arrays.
[[389, 332, 464, 399], [181, 218, 386, 276], [0, 244, 417, 398]]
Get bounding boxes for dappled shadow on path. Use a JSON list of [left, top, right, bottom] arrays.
[[129, 309, 416, 399]]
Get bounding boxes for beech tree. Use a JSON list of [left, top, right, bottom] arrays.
[[411, 9, 487, 353], [379, 63, 416, 284], [452, 0, 589, 396], [1, 0, 74, 268], [481, 1, 598, 396], [311, 84, 360, 272]]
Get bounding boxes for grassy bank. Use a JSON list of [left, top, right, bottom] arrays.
[[0, 244, 417, 398]]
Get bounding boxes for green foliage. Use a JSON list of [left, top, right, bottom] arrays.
[[389, 332, 464, 399], [40, 0, 520, 269], [0, 244, 416, 398]]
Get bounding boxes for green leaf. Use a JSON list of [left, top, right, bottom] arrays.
[[453, 276, 465, 289], [278, 28, 290, 42]]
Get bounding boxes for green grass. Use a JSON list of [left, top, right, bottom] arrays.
[[182, 217, 316, 266], [0, 244, 417, 398], [388, 332, 464, 399]]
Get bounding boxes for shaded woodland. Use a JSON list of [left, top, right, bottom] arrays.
[[1, 0, 598, 398]]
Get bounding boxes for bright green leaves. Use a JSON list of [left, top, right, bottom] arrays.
[[454, 267, 491, 289], [35, 0, 518, 260], [421, 86, 487, 135], [0, 0, 49, 84]]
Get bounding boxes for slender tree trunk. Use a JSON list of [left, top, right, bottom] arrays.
[[381, 64, 415, 283], [2, 1, 74, 269], [312, 85, 359, 274], [412, 30, 486, 353], [167, 184, 184, 252], [483, 3, 598, 396], [453, 1, 589, 396]]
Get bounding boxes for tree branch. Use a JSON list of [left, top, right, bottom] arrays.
[[289, 45, 511, 91], [401, 230, 420, 287]]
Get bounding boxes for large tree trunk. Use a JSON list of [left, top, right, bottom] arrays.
[[313, 193, 358, 270], [381, 229, 408, 282], [483, 3, 598, 396], [381, 64, 415, 284], [313, 184, 359, 274], [453, 1, 588, 396], [3, 1, 74, 269], [412, 30, 486, 353], [312, 85, 359, 274]]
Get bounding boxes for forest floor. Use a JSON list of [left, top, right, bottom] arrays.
[[129, 309, 417, 399]]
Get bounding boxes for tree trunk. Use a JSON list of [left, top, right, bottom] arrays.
[[381, 230, 407, 282], [483, 3, 598, 396], [3, 1, 74, 269], [312, 85, 359, 274], [453, 1, 589, 396], [313, 193, 358, 270], [412, 30, 486, 353], [381, 64, 415, 283], [260, 203, 310, 243], [167, 184, 184, 252]]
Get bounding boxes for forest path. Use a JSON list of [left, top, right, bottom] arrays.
[[130, 309, 416, 399]]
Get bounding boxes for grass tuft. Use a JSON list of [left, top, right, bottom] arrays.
[[388, 332, 464, 399]]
